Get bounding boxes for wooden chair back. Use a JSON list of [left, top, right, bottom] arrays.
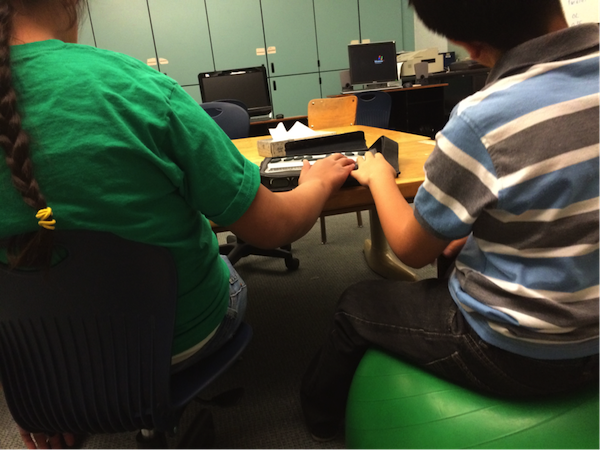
[[307, 96, 357, 130]]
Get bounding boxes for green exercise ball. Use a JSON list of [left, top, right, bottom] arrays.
[[346, 348, 599, 449]]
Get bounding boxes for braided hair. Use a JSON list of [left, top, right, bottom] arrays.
[[0, 0, 84, 267]]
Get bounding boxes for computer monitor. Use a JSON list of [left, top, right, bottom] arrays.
[[198, 66, 272, 119], [347, 40, 398, 89]]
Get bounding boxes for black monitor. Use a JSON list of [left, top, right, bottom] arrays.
[[198, 66, 272, 118], [348, 41, 398, 89]]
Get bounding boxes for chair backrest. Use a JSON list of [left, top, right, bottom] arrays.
[[0, 230, 178, 434], [307, 96, 357, 130], [200, 101, 250, 139], [354, 91, 392, 129], [215, 98, 249, 111]]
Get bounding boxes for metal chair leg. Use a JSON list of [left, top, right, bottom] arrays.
[[136, 430, 167, 449], [177, 409, 215, 449], [320, 216, 327, 244], [356, 211, 363, 227]]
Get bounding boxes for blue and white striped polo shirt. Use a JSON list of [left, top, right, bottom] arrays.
[[414, 23, 599, 360]]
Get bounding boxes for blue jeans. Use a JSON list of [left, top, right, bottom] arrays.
[[171, 255, 247, 374], [300, 278, 599, 428]]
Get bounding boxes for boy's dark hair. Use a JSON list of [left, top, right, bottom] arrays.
[[408, 0, 565, 51]]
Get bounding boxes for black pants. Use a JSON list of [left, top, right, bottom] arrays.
[[301, 278, 599, 428]]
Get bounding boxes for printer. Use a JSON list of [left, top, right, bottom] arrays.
[[397, 47, 444, 77]]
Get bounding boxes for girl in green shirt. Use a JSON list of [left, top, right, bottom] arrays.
[[0, 1, 356, 447]]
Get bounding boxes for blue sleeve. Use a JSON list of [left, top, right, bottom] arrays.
[[414, 111, 498, 240]]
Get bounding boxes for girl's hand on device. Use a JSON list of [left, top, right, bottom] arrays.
[[298, 153, 355, 192]]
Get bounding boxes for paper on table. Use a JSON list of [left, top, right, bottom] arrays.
[[268, 121, 335, 142]]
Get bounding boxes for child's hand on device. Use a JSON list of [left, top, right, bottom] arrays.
[[352, 151, 396, 186]]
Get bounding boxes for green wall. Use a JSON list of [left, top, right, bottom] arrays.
[[81, 0, 415, 117]]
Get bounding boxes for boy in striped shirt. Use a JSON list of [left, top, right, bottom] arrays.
[[301, 0, 599, 441]]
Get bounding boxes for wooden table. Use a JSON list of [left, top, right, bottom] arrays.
[[232, 125, 435, 280]]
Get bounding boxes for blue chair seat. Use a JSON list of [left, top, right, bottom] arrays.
[[200, 101, 250, 139]]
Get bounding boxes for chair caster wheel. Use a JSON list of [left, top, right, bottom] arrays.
[[285, 257, 300, 270], [135, 431, 167, 449]]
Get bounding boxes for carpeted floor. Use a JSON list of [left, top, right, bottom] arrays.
[[0, 212, 437, 449]]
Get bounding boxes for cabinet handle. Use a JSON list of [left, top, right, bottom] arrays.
[[271, 63, 275, 73]]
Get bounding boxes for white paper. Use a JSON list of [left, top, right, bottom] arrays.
[[268, 121, 335, 142]]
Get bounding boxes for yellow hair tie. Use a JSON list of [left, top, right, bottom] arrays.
[[36, 207, 56, 230]]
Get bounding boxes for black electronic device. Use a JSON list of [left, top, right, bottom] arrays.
[[347, 41, 398, 90], [198, 66, 272, 119], [259, 132, 399, 192]]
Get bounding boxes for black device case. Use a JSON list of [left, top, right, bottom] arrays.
[[260, 132, 400, 192]]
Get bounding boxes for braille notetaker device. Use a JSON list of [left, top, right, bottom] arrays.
[[259, 132, 400, 192]]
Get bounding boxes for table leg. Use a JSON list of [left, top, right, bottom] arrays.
[[363, 209, 417, 281]]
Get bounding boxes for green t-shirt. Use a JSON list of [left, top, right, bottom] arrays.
[[0, 40, 260, 355]]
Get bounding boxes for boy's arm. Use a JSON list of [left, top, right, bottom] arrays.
[[353, 152, 449, 268]]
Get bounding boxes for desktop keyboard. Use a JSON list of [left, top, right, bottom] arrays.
[[264, 151, 366, 173]]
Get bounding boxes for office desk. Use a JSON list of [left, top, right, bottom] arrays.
[[428, 68, 490, 122], [331, 84, 447, 138], [231, 125, 434, 280]]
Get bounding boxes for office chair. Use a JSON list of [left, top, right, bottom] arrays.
[[215, 98, 249, 112], [200, 101, 250, 140], [218, 235, 299, 270], [201, 102, 299, 270], [354, 91, 392, 129], [307, 96, 357, 130], [307, 96, 363, 244], [0, 230, 252, 449]]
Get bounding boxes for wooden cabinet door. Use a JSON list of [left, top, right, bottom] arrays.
[[87, 0, 157, 65], [313, 0, 360, 72], [270, 73, 321, 118], [78, 3, 96, 47], [148, 0, 215, 86], [319, 70, 346, 98], [205, 0, 268, 71], [358, 0, 414, 52], [260, 0, 319, 77]]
